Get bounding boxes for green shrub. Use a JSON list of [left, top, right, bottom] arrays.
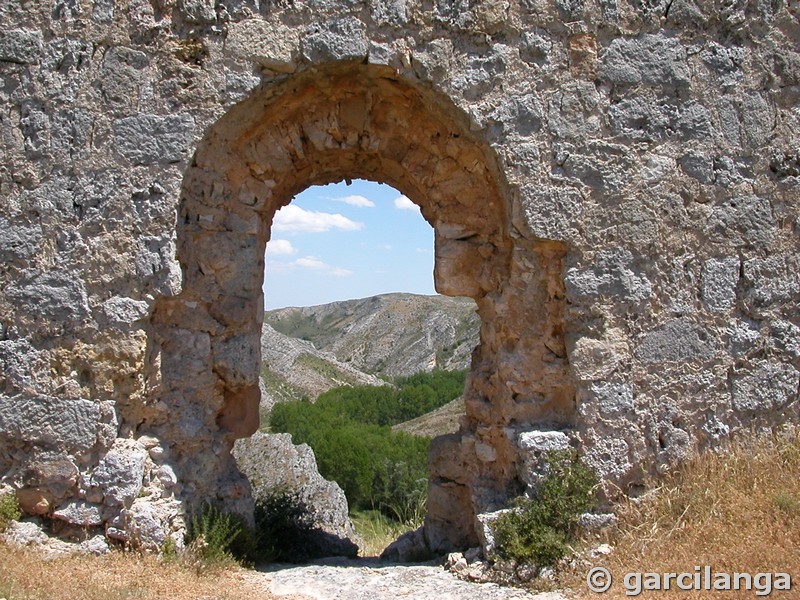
[[0, 493, 21, 532], [186, 504, 253, 565], [491, 449, 598, 567], [253, 488, 317, 562]]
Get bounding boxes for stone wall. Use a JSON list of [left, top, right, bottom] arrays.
[[1, 0, 798, 552]]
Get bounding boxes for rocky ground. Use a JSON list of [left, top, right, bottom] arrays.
[[251, 558, 567, 600]]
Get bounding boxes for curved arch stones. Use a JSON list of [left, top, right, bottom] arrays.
[[152, 63, 574, 551]]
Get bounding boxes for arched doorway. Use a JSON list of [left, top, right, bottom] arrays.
[[147, 63, 574, 552]]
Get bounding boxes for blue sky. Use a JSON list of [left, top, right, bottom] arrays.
[[263, 180, 436, 309]]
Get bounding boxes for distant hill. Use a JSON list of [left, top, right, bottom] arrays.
[[263, 293, 479, 379], [259, 323, 385, 413]]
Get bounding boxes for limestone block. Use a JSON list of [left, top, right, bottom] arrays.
[[701, 42, 745, 88], [0, 395, 101, 454], [0, 218, 42, 260], [20, 102, 49, 159], [0, 339, 45, 392], [19, 450, 79, 496], [588, 382, 634, 417], [452, 50, 506, 101], [113, 114, 195, 165], [371, 0, 408, 25], [474, 508, 513, 556], [742, 255, 800, 315], [702, 257, 740, 312], [125, 497, 169, 552], [50, 108, 93, 159], [519, 29, 553, 65], [92, 0, 114, 22], [103, 297, 150, 325], [635, 319, 714, 364], [87, 443, 147, 507], [600, 34, 690, 87], [301, 17, 368, 63], [226, 19, 299, 72], [190, 232, 263, 296], [706, 195, 775, 248], [100, 47, 149, 110], [726, 319, 761, 358], [609, 96, 712, 141], [679, 152, 715, 184], [517, 430, 570, 490], [233, 432, 360, 558], [486, 93, 542, 137], [381, 526, 432, 562], [513, 185, 583, 242], [425, 479, 478, 553], [770, 321, 800, 360], [178, 0, 216, 23], [568, 333, 629, 381], [159, 328, 214, 388], [53, 500, 103, 526], [731, 362, 799, 413], [0, 29, 42, 64], [565, 248, 651, 304], [582, 435, 631, 481]]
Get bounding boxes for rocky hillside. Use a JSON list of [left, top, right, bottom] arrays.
[[259, 323, 385, 413], [263, 293, 479, 380]]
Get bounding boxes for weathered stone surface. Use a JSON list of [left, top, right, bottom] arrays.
[[0, 395, 102, 454], [301, 17, 368, 63], [226, 19, 299, 72], [702, 257, 740, 312], [53, 500, 103, 526], [212, 331, 261, 388], [103, 296, 150, 325], [731, 363, 799, 413], [635, 320, 714, 364], [233, 432, 359, 558], [587, 382, 634, 417], [113, 114, 195, 165], [565, 249, 652, 303], [0, 29, 42, 64], [514, 185, 583, 242], [706, 196, 776, 248], [609, 96, 711, 141], [6, 271, 90, 321], [600, 34, 690, 87], [86, 442, 147, 507], [0, 218, 42, 260]]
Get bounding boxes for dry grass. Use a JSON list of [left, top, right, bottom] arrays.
[[0, 543, 285, 600], [350, 510, 419, 557], [564, 428, 800, 599]]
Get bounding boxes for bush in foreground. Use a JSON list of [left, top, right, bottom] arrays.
[[492, 449, 597, 568]]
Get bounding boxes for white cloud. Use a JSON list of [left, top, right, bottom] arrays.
[[273, 204, 363, 233], [293, 256, 353, 277], [265, 239, 297, 256], [394, 195, 419, 211], [334, 194, 375, 208]]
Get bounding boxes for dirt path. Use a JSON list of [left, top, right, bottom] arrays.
[[248, 558, 568, 600]]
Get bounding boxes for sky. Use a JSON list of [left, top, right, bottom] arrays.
[[263, 180, 436, 309]]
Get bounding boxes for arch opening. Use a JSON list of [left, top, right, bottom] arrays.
[[148, 63, 575, 554]]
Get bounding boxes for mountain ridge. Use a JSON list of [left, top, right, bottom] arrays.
[[259, 293, 480, 410]]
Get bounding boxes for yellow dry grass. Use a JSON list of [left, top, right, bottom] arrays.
[[564, 428, 800, 599], [0, 543, 286, 600]]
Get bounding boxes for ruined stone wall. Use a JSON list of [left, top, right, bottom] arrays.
[[1, 0, 798, 552]]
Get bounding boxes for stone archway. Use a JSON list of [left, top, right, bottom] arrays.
[[147, 63, 574, 552]]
